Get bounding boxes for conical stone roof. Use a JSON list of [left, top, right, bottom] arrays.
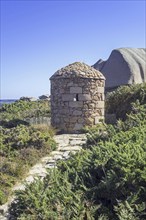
[[50, 62, 105, 79]]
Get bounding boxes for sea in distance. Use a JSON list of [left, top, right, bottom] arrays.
[[0, 99, 18, 107]]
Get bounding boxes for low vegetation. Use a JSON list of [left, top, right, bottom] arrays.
[[106, 83, 146, 120], [8, 83, 146, 219], [0, 99, 50, 121], [0, 100, 56, 205]]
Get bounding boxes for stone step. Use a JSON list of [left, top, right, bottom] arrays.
[[0, 204, 9, 216], [29, 167, 47, 175], [35, 173, 47, 178], [69, 136, 86, 140], [55, 142, 69, 147], [69, 139, 86, 145], [50, 151, 64, 155], [53, 155, 63, 160], [62, 151, 70, 158], [45, 164, 57, 169], [13, 184, 26, 191], [25, 175, 34, 184], [30, 163, 43, 169], [60, 146, 82, 152], [0, 214, 7, 220], [41, 156, 54, 163], [46, 159, 56, 164]]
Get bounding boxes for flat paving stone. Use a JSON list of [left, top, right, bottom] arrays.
[[13, 184, 26, 191], [25, 175, 34, 183], [52, 155, 63, 160], [46, 159, 56, 164], [69, 137, 86, 140], [61, 146, 82, 151], [29, 167, 47, 175], [50, 151, 64, 155], [45, 164, 56, 169], [69, 140, 86, 145], [41, 156, 54, 163], [0, 215, 7, 220], [37, 173, 47, 178], [62, 151, 70, 157], [30, 163, 43, 169], [0, 204, 9, 215]]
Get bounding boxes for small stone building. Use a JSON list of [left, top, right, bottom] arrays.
[[50, 62, 105, 133]]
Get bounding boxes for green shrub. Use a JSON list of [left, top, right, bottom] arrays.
[[0, 124, 56, 205], [9, 104, 146, 219], [2, 84, 146, 218], [0, 99, 56, 205], [106, 83, 146, 120], [0, 100, 50, 121]]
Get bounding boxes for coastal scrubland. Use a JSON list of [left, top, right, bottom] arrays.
[[6, 83, 146, 219], [0, 100, 56, 205]]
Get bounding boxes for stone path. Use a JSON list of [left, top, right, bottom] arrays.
[[0, 133, 87, 220]]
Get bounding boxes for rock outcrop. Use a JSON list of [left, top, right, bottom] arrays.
[[39, 94, 50, 100], [92, 48, 146, 90], [20, 96, 37, 101]]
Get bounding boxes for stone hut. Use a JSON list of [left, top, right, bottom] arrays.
[[50, 62, 105, 133]]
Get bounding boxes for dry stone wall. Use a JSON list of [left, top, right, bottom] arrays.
[[50, 77, 105, 133]]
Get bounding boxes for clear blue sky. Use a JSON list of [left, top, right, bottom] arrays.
[[1, 0, 145, 99]]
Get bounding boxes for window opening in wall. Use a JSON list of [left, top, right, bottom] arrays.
[[73, 94, 79, 101]]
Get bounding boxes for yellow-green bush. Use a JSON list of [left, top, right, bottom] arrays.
[[0, 100, 55, 205], [9, 104, 146, 219], [106, 83, 146, 120]]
